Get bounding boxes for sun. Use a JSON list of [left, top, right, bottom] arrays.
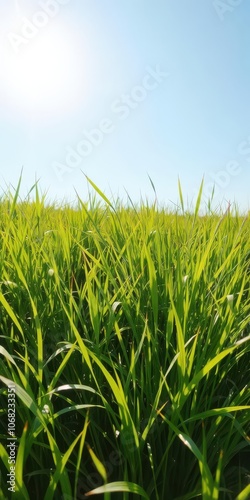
[[1, 27, 87, 121]]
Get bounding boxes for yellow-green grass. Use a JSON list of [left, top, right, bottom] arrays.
[[0, 178, 249, 499]]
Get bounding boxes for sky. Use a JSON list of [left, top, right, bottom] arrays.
[[0, 0, 249, 211]]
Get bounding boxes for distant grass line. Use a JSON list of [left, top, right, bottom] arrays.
[[0, 179, 249, 499]]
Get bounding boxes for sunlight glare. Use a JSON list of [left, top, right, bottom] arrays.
[[1, 29, 87, 121]]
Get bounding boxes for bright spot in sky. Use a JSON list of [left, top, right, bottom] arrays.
[[0, 28, 87, 121]]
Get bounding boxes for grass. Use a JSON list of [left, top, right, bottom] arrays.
[[0, 178, 249, 499]]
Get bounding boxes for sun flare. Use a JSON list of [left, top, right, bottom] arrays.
[[1, 29, 86, 121]]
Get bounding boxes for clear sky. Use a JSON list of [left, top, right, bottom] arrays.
[[0, 0, 249, 211]]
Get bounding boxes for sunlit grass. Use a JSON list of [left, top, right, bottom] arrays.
[[0, 178, 249, 499]]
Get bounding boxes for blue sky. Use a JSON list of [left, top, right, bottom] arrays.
[[0, 0, 249, 211]]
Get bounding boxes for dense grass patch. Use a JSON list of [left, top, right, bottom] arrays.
[[0, 180, 249, 499]]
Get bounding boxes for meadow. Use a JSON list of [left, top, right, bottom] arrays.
[[0, 178, 249, 499]]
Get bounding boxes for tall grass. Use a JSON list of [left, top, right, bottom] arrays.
[[0, 179, 249, 499]]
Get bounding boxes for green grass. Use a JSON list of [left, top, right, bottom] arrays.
[[0, 178, 249, 499]]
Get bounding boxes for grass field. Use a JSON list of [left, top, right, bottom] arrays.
[[0, 178, 249, 499]]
